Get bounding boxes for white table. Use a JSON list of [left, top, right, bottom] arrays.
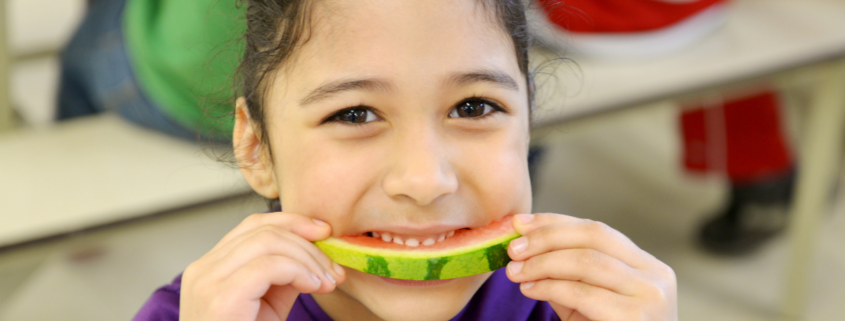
[[531, 0, 845, 125], [0, 114, 251, 307], [530, 0, 845, 319], [0, 114, 251, 248]]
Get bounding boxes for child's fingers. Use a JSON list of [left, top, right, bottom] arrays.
[[506, 248, 646, 296], [213, 212, 331, 251], [223, 255, 326, 303], [510, 214, 651, 269], [204, 213, 339, 278], [279, 228, 347, 284], [510, 214, 678, 320], [518, 279, 629, 321], [209, 226, 342, 285], [239, 225, 345, 284]]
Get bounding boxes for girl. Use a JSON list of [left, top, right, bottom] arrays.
[[134, 1, 677, 320]]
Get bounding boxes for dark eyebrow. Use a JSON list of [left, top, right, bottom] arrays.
[[448, 69, 519, 91], [300, 78, 393, 106]]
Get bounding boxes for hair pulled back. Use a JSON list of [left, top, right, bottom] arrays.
[[238, 0, 533, 148]]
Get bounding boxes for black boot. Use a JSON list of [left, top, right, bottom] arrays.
[[699, 169, 795, 255]]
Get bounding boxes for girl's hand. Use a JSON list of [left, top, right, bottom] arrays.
[[180, 213, 346, 321], [506, 213, 677, 321]]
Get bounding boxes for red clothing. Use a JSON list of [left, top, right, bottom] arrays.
[[680, 90, 793, 183], [537, 0, 727, 33]]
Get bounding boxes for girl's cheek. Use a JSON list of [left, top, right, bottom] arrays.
[[477, 137, 532, 212], [459, 147, 529, 213], [486, 157, 532, 211], [279, 138, 383, 214]]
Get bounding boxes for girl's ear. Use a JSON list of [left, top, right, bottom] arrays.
[[233, 97, 280, 199]]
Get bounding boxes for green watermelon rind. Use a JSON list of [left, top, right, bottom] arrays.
[[315, 232, 520, 280]]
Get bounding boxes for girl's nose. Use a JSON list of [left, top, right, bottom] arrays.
[[382, 130, 458, 207]]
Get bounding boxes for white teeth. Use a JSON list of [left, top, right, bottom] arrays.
[[374, 230, 458, 246]]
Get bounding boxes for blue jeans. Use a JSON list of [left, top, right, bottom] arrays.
[[57, 0, 205, 142]]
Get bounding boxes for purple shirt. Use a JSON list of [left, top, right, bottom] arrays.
[[133, 268, 560, 320]]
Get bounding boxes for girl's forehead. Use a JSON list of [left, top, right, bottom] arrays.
[[281, 0, 519, 93]]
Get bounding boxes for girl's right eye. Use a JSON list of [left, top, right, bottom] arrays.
[[325, 107, 379, 124]]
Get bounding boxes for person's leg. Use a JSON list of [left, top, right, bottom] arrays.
[[56, 66, 98, 120], [700, 169, 794, 254], [681, 90, 795, 255], [56, 0, 119, 119]]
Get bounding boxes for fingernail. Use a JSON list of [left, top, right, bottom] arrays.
[[515, 214, 534, 224], [521, 281, 535, 290], [311, 273, 322, 286], [333, 262, 345, 276], [510, 237, 528, 254], [325, 272, 336, 285], [507, 261, 524, 275], [312, 219, 328, 226]]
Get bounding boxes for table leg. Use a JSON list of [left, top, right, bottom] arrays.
[[783, 60, 845, 319], [0, 0, 12, 132]]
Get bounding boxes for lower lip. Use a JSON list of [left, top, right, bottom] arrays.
[[378, 276, 457, 287]]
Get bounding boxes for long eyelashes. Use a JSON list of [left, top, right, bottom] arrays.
[[449, 97, 506, 119], [322, 96, 507, 125], [322, 106, 379, 125]]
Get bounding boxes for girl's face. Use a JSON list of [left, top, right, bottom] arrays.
[[240, 1, 531, 320]]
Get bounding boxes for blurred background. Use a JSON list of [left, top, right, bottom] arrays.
[[1, 0, 844, 320]]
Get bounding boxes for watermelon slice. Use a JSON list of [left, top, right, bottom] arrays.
[[315, 216, 519, 280]]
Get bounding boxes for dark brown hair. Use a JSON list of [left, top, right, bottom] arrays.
[[237, 0, 534, 152]]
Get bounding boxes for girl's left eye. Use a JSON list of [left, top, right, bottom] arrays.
[[449, 99, 501, 119], [327, 107, 379, 124]]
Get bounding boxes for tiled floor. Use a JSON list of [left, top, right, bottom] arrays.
[[2, 103, 843, 320]]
